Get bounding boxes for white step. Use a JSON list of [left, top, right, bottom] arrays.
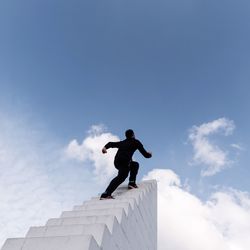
[[46, 215, 132, 250], [2, 235, 100, 250], [73, 201, 131, 216], [1, 180, 157, 250], [1, 239, 25, 250], [26, 223, 118, 250], [46, 214, 117, 232], [83, 196, 137, 210], [60, 207, 126, 223]]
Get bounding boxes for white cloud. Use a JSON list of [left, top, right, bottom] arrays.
[[231, 144, 245, 151], [0, 113, 101, 247], [65, 124, 120, 182], [143, 169, 250, 250], [0, 116, 123, 247], [0, 114, 61, 247], [2, 115, 249, 250], [189, 118, 235, 176]]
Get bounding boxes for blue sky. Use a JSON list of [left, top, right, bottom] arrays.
[[1, 0, 249, 186], [1, 0, 250, 248]]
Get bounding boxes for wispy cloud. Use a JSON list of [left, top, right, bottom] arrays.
[[143, 169, 250, 250], [0, 113, 61, 246], [0, 113, 102, 247], [230, 143, 245, 151], [189, 118, 235, 176]]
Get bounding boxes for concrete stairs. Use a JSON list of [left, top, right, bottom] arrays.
[[1, 180, 157, 250]]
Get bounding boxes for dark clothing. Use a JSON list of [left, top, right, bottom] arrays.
[[105, 161, 139, 195], [105, 138, 151, 165], [104, 138, 151, 195]]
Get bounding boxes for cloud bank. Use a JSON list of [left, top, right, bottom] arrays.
[[1, 117, 248, 250], [0, 113, 62, 247], [189, 118, 235, 176], [143, 169, 250, 250], [0, 114, 101, 247]]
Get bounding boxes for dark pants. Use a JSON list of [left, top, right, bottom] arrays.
[[105, 160, 139, 195]]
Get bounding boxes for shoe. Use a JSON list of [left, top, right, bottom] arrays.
[[128, 183, 138, 189], [100, 193, 115, 200]]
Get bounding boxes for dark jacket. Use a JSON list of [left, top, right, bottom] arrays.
[[105, 138, 151, 165]]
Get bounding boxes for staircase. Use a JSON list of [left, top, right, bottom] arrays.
[[1, 180, 157, 250]]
